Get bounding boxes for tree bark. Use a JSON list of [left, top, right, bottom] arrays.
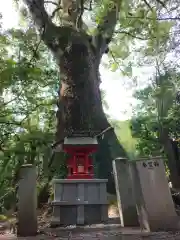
[[55, 37, 127, 192], [56, 38, 110, 140], [159, 128, 180, 189]]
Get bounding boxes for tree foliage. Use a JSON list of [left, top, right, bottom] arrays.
[[0, 26, 67, 210], [131, 65, 180, 187], [131, 67, 180, 155]]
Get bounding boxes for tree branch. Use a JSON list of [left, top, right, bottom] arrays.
[[93, 0, 121, 60], [114, 30, 156, 40], [44, 1, 58, 6], [1, 90, 23, 107], [155, 0, 167, 9], [23, 0, 57, 43], [126, 16, 180, 21], [23, 0, 52, 29], [23, 0, 86, 59], [0, 121, 21, 126], [143, 0, 153, 11]]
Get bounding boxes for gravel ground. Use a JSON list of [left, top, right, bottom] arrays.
[[2, 223, 180, 240], [1, 205, 180, 239]]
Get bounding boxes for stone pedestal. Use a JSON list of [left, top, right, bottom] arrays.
[[112, 158, 139, 227], [51, 179, 108, 226], [130, 157, 179, 231], [17, 164, 37, 236]]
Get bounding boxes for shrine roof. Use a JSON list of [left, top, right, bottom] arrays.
[[63, 137, 98, 145]]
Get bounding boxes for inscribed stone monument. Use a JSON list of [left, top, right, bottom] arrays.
[[130, 157, 179, 231]]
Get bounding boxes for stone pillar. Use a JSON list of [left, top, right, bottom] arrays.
[[130, 157, 179, 231], [112, 158, 139, 227], [17, 164, 37, 236]]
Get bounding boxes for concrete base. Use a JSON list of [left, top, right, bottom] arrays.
[[51, 179, 108, 226]]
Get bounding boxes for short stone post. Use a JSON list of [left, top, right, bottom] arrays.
[[17, 164, 37, 236], [112, 158, 139, 227]]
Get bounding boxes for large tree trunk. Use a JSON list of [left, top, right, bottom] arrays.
[[55, 37, 126, 192], [23, 0, 126, 194], [159, 128, 180, 189], [56, 40, 109, 139]]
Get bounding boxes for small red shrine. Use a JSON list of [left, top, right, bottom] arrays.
[[63, 137, 98, 179]]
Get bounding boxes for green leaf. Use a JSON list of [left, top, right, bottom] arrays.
[[110, 62, 118, 72]]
